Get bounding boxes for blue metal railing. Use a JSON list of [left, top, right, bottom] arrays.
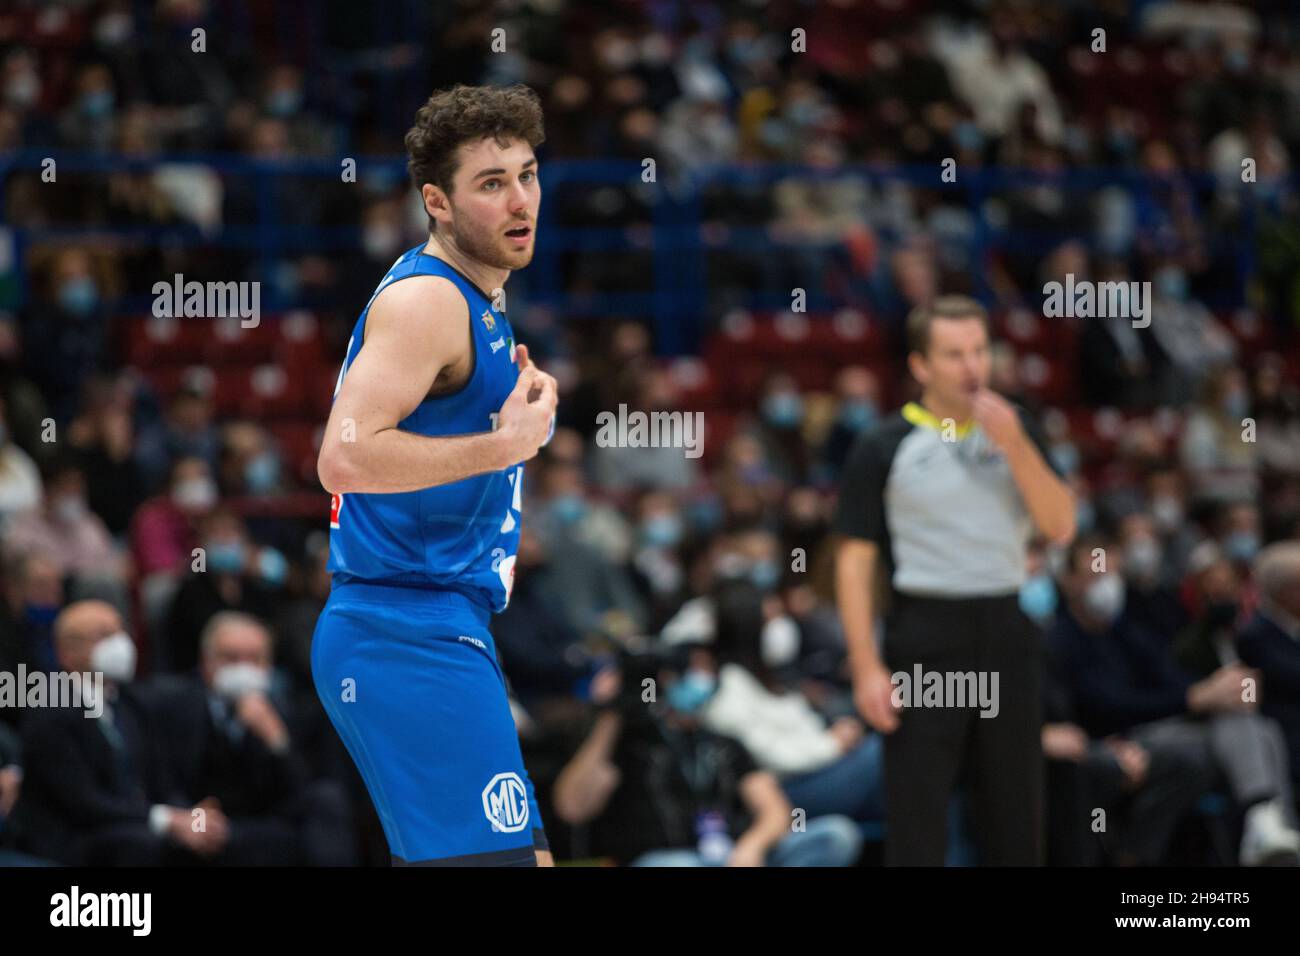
[[1, 150, 1291, 354]]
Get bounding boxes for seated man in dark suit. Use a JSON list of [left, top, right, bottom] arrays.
[[151, 610, 354, 866], [1238, 542, 1300, 790], [1051, 534, 1300, 866], [14, 600, 228, 865]]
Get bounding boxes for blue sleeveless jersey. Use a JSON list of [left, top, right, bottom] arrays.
[[326, 245, 523, 613]]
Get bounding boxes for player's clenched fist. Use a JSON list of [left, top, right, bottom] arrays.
[[497, 363, 558, 462]]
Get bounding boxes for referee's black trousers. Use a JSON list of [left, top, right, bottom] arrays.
[[882, 592, 1044, 866]]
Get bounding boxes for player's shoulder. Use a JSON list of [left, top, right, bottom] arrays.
[[370, 270, 467, 315], [365, 271, 469, 341]]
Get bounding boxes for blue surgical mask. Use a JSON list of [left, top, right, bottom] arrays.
[[953, 121, 984, 152], [1019, 573, 1058, 623], [641, 514, 683, 548], [749, 560, 781, 591], [245, 453, 280, 494], [257, 547, 288, 586], [206, 540, 247, 574], [1155, 267, 1187, 301], [1222, 391, 1249, 421], [265, 89, 301, 117], [1050, 442, 1080, 477], [689, 497, 723, 533], [761, 392, 803, 429], [1223, 531, 1260, 563], [666, 671, 717, 714], [58, 277, 99, 316], [550, 493, 587, 525], [839, 399, 877, 432], [1075, 500, 1096, 534], [79, 89, 114, 118]]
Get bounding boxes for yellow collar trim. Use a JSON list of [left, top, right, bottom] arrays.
[[902, 401, 974, 438]]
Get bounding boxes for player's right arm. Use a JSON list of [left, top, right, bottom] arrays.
[[317, 275, 556, 495]]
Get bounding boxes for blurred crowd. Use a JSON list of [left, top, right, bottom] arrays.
[[1, 0, 1300, 865]]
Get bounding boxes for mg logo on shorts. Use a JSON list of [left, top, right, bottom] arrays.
[[482, 772, 529, 833]]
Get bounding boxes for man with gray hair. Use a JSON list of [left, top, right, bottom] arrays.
[[1239, 542, 1300, 791], [151, 610, 354, 865]]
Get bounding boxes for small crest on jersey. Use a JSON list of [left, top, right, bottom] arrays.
[[480, 309, 497, 333], [329, 492, 342, 529]]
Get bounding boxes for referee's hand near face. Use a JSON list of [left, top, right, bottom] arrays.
[[832, 296, 1075, 865]]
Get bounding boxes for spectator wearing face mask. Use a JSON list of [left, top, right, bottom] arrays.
[[20, 248, 111, 424], [3, 457, 127, 593], [1238, 543, 1300, 788], [133, 387, 221, 496], [150, 611, 354, 866], [161, 508, 283, 674], [697, 580, 884, 827], [130, 455, 218, 579], [1215, 501, 1265, 573], [1050, 534, 1300, 865], [1037, 543, 1212, 865], [0, 551, 65, 681], [1117, 510, 1188, 640], [1144, 256, 1238, 405], [13, 600, 224, 865], [819, 366, 882, 479], [1180, 366, 1259, 503], [219, 422, 284, 498], [1173, 543, 1247, 680], [751, 372, 811, 487], [552, 643, 863, 866], [626, 491, 692, 633]]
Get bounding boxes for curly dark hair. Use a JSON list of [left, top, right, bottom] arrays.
[[404, 84, 545, 231]]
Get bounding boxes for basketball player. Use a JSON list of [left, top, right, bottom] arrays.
[[312, 85, 557, 866]]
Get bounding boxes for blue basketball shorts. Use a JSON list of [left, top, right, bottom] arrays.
[[311, 579, 547, 866]]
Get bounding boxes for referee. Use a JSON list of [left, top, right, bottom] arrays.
[[833, 296, 1075, 866]]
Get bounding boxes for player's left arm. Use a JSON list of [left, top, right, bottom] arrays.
[[973, 389, 1076, 545]]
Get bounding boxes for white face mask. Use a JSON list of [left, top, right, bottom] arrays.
[[1124, 537, 1161, 581], [1151, 496, 1183, 532], [91, 631, 137, 684], [212, 662, 271, 700], [173, 476, 217, 511], [1083, 574, 1126, 624], [53, 495, 88, 524], [760, 615, 801, 668]]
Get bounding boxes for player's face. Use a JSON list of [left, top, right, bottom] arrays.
[[445, 137, 540, 270], [910, 316, 991, 413]]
